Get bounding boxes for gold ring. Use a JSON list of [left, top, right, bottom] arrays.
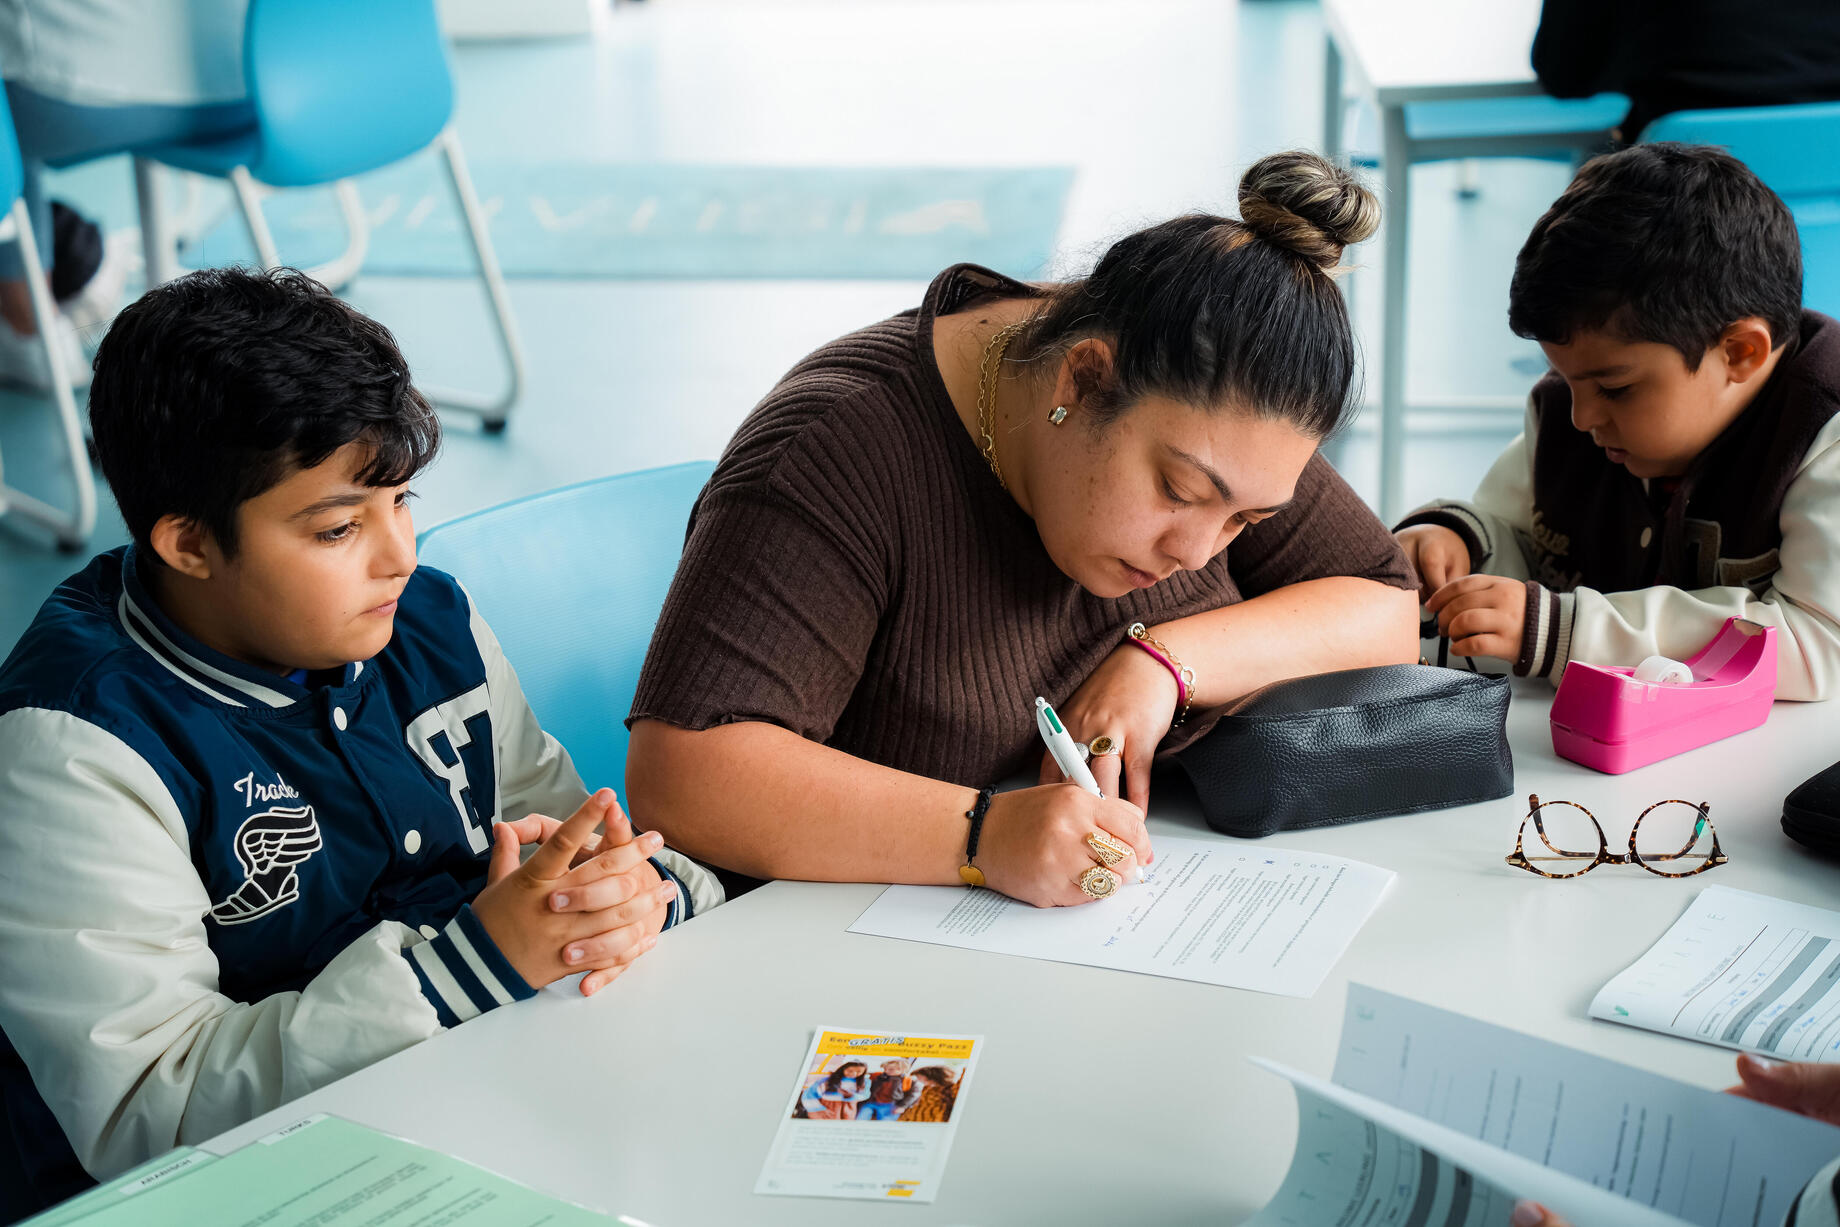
[[1086, 831, 1128, 867], [1078, 865, 1121, 899], [1086, 735, 1121, 758]]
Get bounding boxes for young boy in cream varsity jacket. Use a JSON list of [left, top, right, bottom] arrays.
[[1395, 143, 1840, 699], [0, 269, 724, 1215]]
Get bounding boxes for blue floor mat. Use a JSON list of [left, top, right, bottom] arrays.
[[182, 156, 1075, 280]]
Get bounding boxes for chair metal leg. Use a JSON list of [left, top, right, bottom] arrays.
[[134, 158, 183, 288], [0, 199, 96, 551], [1322, 37, 1344, 159], [229, 166, 284, 270], [222, 139, 521, 432], [423, 127, 524, 431], [1378, 106, 1411, 523], [226, 173, 365, 290], [307, 180, 371, 292], [1456, 157, 1481, 199]]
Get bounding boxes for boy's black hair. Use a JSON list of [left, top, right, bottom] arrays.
[[1509, 142, 1802, 370], [89, 266, 440, 560]]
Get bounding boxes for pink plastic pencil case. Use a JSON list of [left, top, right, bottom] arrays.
[[1549, 617, 1777, 774]]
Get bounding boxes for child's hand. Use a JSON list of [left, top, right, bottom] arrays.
[[1424, 574, 1524, 661], [1395, 524, 1472, 598], [541, 805, 679, 997], [472, 789, 675, 994]]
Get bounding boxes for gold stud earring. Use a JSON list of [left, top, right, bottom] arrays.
[[1048, 405, 1068, 425]]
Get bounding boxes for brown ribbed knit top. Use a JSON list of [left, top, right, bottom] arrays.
[[629, 265, 1413, 787]]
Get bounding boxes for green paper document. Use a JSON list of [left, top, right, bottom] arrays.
[[39, 1115, 616, 1227], [20, 1148, 216, 1226]]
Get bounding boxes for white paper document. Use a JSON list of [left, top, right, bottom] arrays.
[[1592, 885, 1840, 1061], [1248, 984, 1840, 1227], [756, 1027, 982, 1203], [847, 836, 1392, 997]]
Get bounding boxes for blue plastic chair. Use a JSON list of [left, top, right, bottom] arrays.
[[1642, 102, 1840, 320], [414, 462, 717, 797], [139, 0, 524, 432], [0, 90, 95, 551]]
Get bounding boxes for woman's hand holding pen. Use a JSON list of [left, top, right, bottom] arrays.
[[975, 785, 1149, 908], [1039, 641, 1180, 816]]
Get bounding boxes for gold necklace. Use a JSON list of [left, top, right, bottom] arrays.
[[976, 321, 1026, 491]]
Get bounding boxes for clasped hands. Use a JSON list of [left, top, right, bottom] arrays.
[[471, 788, 678, 997], [1396, 523, 1525, 661], [976, 639, 1179, 909]]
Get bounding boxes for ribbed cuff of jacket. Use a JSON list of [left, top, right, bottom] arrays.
[[1514, 582, 1574, 679], [406, 904, 537, 1028], [1394, 503, 1490, 573], [650, 856, 694, 929]]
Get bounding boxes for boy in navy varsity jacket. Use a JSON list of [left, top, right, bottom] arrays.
[[0, 269, 723, 1212], [1396, 143, 1840, 699]]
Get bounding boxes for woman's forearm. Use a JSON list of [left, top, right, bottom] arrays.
[[1152, 577, 1420, 708], [625, 719, 976, 883]]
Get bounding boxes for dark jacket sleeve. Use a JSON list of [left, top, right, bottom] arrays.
[[1531, 0, 1624, 98]]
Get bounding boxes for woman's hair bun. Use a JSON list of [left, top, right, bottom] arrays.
[[1237, 150, 1380, 272]]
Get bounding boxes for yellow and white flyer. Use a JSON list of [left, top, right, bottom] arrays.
[[755, 1027, 984, 1204]]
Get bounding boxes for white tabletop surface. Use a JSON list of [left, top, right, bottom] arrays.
[[1323, 0, 1546, 104], [207, 686, 1840, 1226]]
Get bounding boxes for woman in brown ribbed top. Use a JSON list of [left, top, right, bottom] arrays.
[[627, 151, 1420, 908]]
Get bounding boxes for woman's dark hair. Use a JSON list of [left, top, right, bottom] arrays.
[[88, 265, 441, 561], [910, 1065, 958, 1087], [1012, 149, 1380, 439], [1509, 143, 1802, 369], [823, 1061, 867, 1093]]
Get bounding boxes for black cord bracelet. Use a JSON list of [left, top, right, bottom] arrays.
[[960, 787, 996, 886]]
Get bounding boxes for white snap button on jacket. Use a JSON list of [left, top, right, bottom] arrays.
[[1639, 527, 1653, 548], [332, 707, 348, 731], [419, 924, 439, 940], [403, 829, 422, 855]]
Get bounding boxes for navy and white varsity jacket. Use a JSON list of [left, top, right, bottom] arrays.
[[0, 547, 723, 1202]]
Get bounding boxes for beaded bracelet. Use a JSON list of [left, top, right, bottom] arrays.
[[960, 786, 995, 887], [1126, 622, 1197, 726]]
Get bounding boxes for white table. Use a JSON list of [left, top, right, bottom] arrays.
[[1322, 0, 1618, 521], [207, 688, 1840, 1225]]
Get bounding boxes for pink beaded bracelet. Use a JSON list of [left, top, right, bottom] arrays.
[[1126, 622, 1197, 725]]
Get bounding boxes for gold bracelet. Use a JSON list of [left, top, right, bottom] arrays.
[[1127, 622, 1197, 726]]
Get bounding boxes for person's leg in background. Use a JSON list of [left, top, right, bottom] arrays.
[[0, 82, 251, 386]]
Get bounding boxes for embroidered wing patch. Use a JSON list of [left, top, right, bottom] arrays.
[[209, 804, 323, 926]]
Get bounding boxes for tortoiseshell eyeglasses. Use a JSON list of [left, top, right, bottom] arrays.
[[1505, 793, 1728, 879]]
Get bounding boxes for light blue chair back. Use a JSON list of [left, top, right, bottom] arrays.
[[414, 462, 716, 799], [0, 89, 23, 208], [1643, 103, 1840, 318], [245, 0, 455, 186]]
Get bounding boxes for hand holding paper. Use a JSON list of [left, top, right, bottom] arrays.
[[1729, 1051, 1840, 1122]]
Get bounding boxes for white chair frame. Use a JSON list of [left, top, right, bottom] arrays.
[[0, 198, 97, 550], [133, 125, 524, 432]]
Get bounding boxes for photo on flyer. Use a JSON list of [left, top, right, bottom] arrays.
[[756, 1027, 984, 1203]]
